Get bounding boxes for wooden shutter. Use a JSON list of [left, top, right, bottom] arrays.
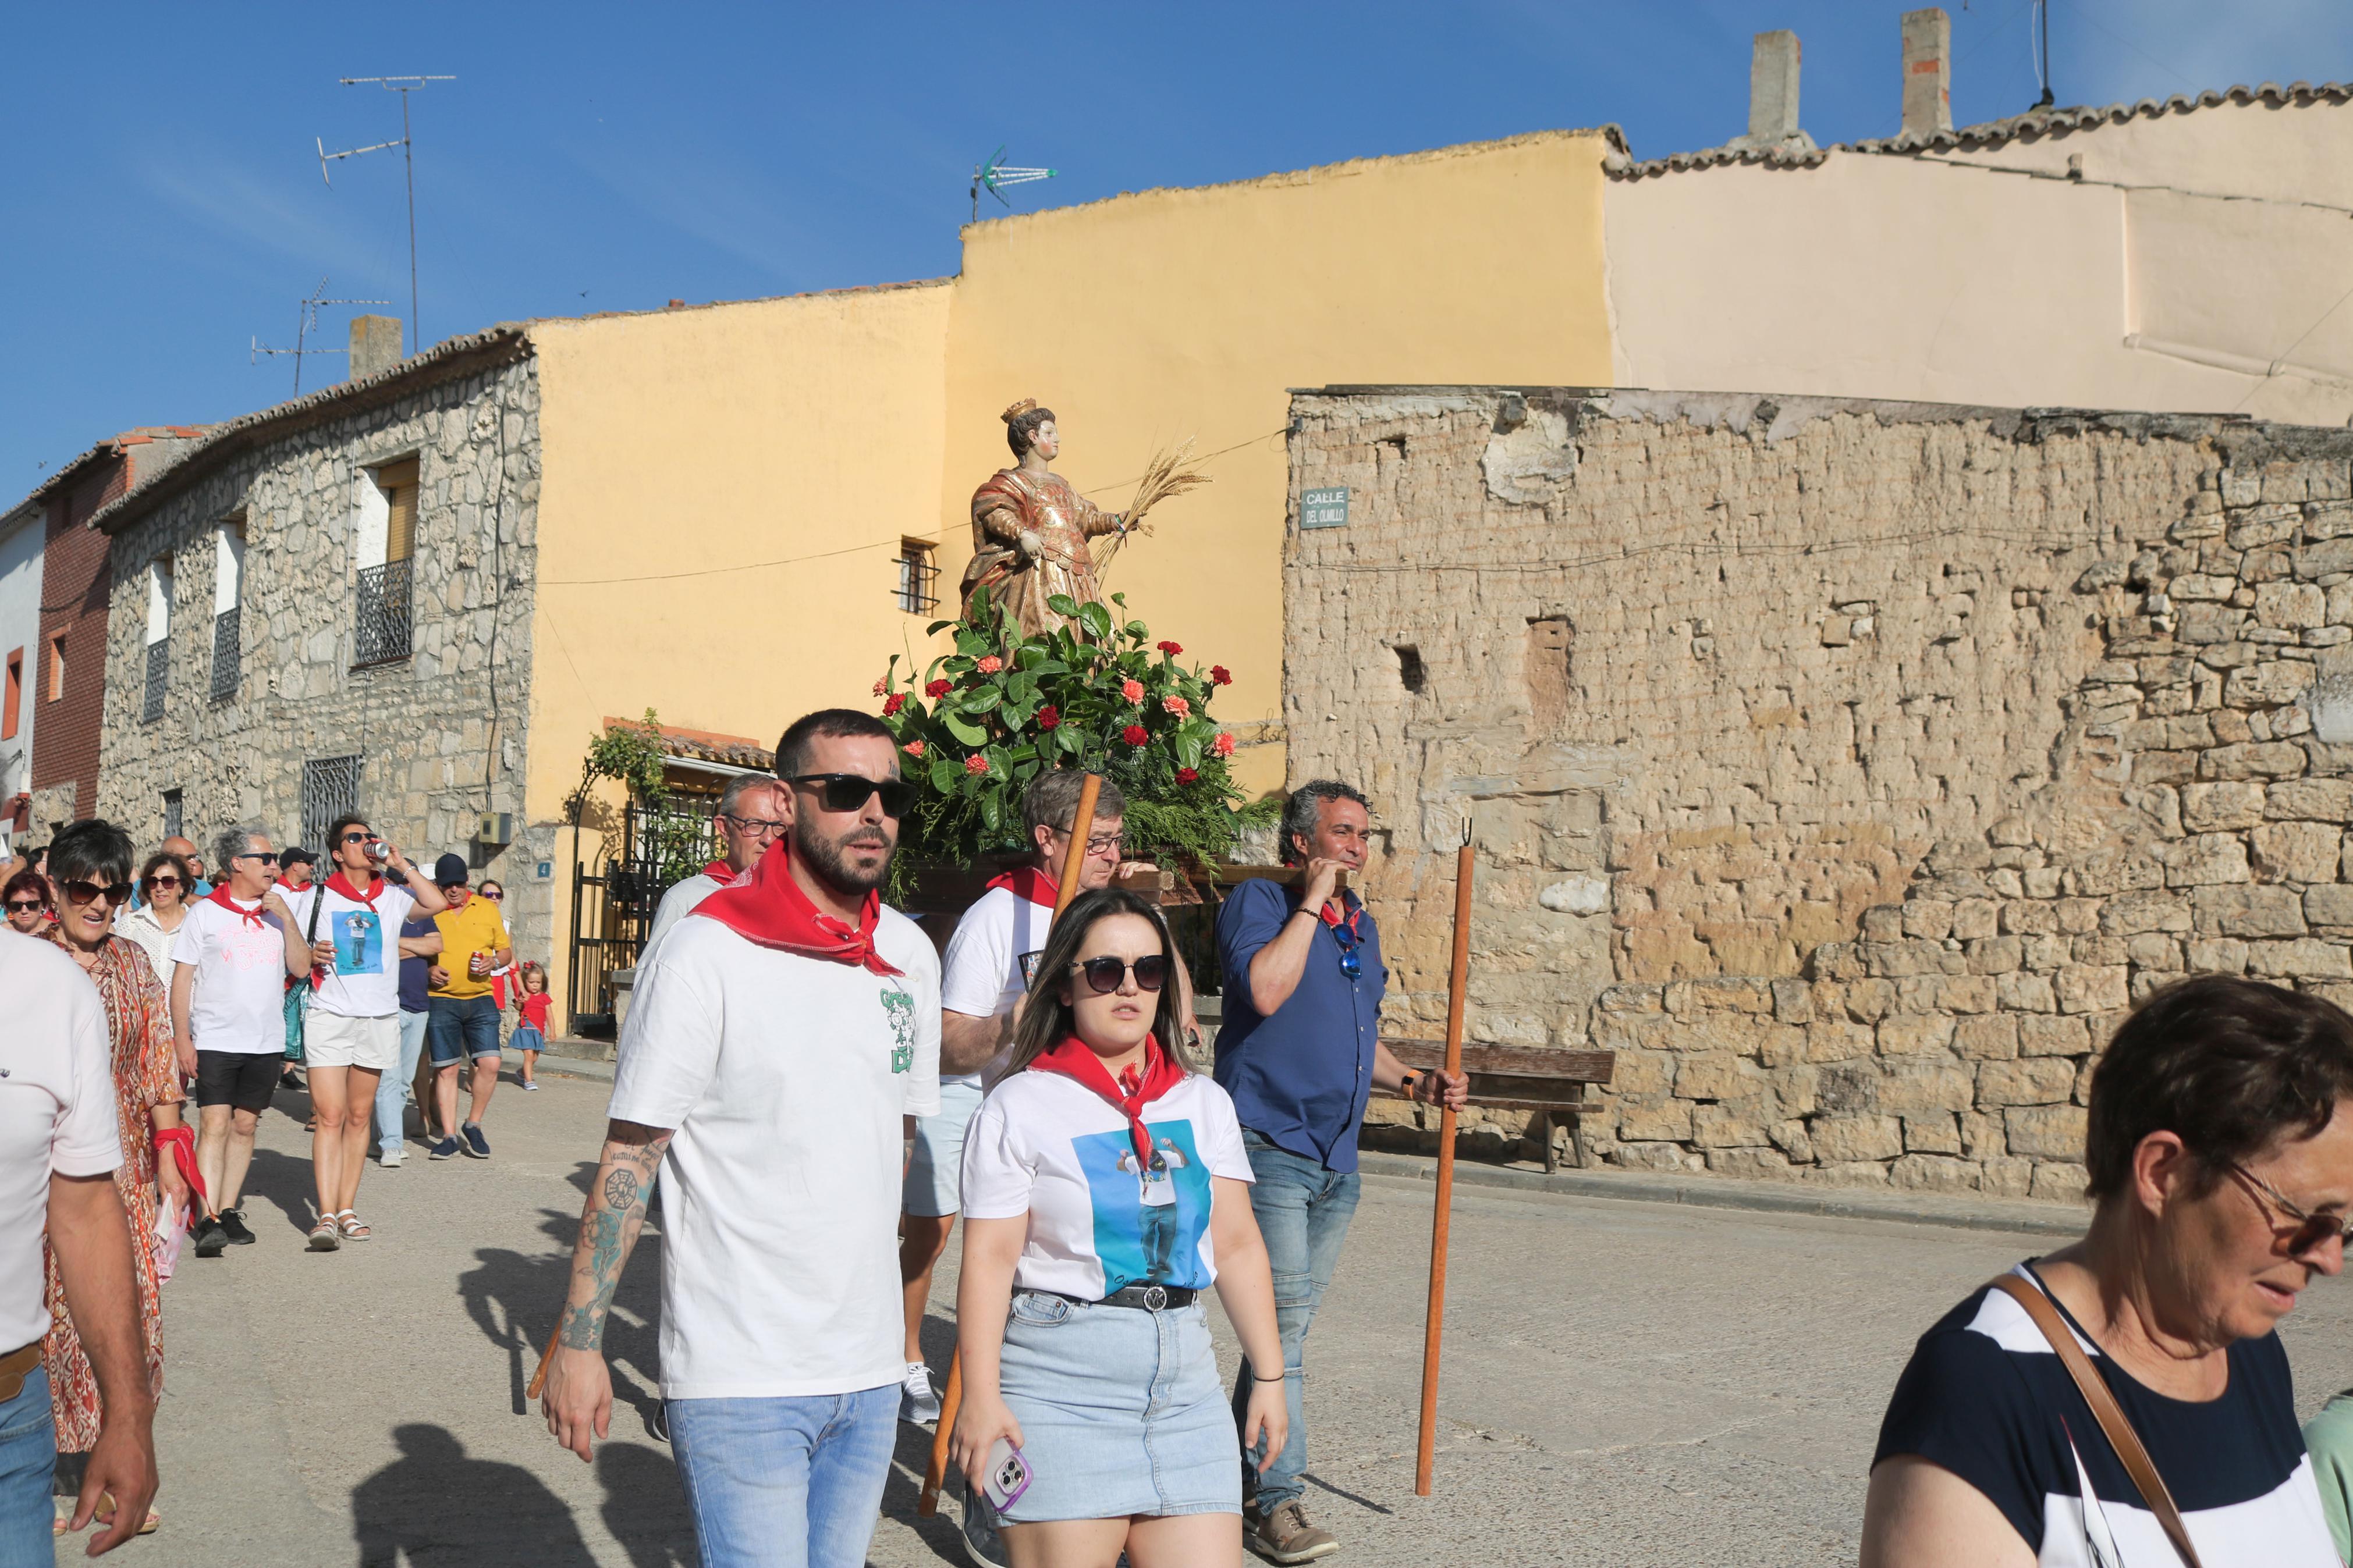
[[379, 457, 420, 562]]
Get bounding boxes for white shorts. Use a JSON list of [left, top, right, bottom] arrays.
[[304, 1011, 401, 1072], [903, 1079, 987, 1218]]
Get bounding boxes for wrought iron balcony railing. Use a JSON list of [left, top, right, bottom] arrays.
[[141, 639, 167, 723], [354, 558, 413, 667], [210, 609, 239, 703]]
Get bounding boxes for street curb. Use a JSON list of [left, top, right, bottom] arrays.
[[1355, 1151, 2088, 1236], [537, 1056, 616, 1083]]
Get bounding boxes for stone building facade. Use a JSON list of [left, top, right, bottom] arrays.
[[90, 331, 548, 961], [1285, 386, 2353, 1197]]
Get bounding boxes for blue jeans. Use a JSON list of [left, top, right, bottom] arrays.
[[376, 1009, 430, 1150], [426, 995, 499, 1066], [1230, 1131, 1360, 1513], [666, 1385, 896, 1568], [0, 1367, 54, 1568]]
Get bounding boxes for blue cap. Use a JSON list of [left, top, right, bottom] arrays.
[[433, 853, 470, 887]]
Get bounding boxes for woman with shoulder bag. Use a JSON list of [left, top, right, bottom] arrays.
[[949, 887, 1286, 1567], [1863, 975, 2352, 1566]]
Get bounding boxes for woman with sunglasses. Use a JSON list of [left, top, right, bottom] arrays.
[[112, 851, 194, 985], [37, 820, 187, 1541], [3, 867, 51, 934], [1865, 975, 2351, 1567], [949, 887, 1284, 1568]]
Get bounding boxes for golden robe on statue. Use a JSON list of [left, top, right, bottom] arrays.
[[961, 468, 1124, 638]]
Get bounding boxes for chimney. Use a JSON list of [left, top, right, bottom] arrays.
[[348, 315, 403, 382], [1900, 8, 1953, 137], [1725, 30, 1815, 153]]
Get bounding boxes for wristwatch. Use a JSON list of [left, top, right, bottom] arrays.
[[1397, 1069, 1422, 1101]]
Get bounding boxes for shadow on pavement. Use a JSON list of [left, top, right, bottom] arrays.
[[456, 1211, 664, 1421], [353, 1423, 599, 1566], [599, 1442, 696, 1567], [243, 1146, 321, 1236]]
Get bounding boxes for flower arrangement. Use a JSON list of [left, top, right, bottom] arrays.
[[876, 589, 1272, 891]]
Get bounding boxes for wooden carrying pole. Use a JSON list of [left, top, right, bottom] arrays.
[[920, 772, 1103, 1516], [1415, 826, 1475, 1496]]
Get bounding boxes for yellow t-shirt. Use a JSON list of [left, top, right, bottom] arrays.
[[431, 896, 512, 1000]]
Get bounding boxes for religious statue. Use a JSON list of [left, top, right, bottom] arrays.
[[961, 400, 1130, 638]]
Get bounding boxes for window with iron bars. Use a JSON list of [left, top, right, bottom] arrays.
[[354, 559, 413, 667], [162, 788, 183, 841], [210, 609, 240, 703], [301, 755, 363, 854], [895, 539, 938, 615], [141, 640, 168, 723]]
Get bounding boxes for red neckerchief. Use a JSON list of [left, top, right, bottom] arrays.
[[324, 870, 386, 909], [984, 863, 1059, 909], [152, 1126, 206, 1210], [697, 859, 736, 885], [204, 886, 268, 928], [1030, 1034, 1186, 1167], [690, 840, 903, 976], [1317, 891, 1364, 936]]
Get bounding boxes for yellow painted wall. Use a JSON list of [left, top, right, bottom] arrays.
[[938, 130, 1620, 793]]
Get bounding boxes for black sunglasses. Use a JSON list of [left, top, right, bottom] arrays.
[[62, 880, 132, 908], [1071, 954, 1169, 995], [234, 851, 280, 866], [5, 899, 44, 914], [787, 773, 917, 817], [147, 874, 182, 888]]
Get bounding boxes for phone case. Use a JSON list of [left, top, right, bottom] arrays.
[[981, 1437, 1031, 1512]]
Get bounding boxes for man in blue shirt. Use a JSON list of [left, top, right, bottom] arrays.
[[1214, 778, 1465, 1565]]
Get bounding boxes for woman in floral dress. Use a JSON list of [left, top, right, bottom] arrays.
[[41, 820, 187, 1537]]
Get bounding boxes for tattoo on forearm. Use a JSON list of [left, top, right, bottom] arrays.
[[558, 1132, 670, 1352]]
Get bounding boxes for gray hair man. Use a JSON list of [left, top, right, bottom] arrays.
[[640, 771, 792, 955]]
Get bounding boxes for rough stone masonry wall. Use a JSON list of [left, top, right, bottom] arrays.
[[96, 354, 549, 963], [1283, 387, 2353, 1197]]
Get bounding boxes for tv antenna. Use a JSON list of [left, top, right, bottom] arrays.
[[2032, 0, 2056, 108], [318, 74, 455, 350], [970, 145, 1056, 224], [251, 278, 393, 396]]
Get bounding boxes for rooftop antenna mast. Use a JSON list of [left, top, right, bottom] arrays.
[[319, 74, 455, 350], [251, 277, 392, 395], [970, 145, 1056, 225], [2033, 0, 2056, 108]]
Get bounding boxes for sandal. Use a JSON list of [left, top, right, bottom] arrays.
[[307, 1217, 341, 1251], [336, 1210, 372, 1242], [98, 1493, 161, 1537]]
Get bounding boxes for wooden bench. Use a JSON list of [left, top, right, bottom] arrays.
[[1378, 1040, 1616, 1173]]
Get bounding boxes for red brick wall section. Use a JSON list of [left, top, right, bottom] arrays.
[[32, 456, 127, 820]]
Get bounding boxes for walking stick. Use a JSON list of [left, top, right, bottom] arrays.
[[920, 771, 1102, 1517], [1415, 823, 1475, 1496]]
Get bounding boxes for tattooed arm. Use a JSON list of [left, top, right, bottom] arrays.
[[541, 1118, 673, 1462]]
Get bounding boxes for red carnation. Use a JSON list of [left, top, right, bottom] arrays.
[[1175, 766, 1199, 785], [1036, 705, 1060, 731], [964, 754, 991, 776], [1210, 666, 1233, 686], [1158, 640, 1184, 656], [882, 692, 906, 717], [925, 678, 952, 699], [872, 678, 888, 697], [1122, 724, 1149, 746], [976, 655, 1003, 674], [904, 739, 926, 758]]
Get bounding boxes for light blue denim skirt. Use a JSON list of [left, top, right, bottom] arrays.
[[996, 1289, 1240, 1523]]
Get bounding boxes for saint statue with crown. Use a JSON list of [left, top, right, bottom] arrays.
[[961, 399, 1135, 638]]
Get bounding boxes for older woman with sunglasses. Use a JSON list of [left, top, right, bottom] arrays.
[[1864, 975, 2352, 1567], [4, 867, 52, 934], [950, 887, 1285, 1568], [112, 851, 195, 984], [38, 820, 188, 1539]]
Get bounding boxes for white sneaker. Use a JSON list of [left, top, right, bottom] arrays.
[[900, 1360, 941, 1425], [379, 1145, 404, 1168]]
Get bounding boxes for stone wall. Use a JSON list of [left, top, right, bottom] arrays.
[[95, 350, 549, 962], [1283, 387, 2353, 1194]]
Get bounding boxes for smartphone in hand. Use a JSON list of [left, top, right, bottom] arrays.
[[980, 1438, 1030, 1512]]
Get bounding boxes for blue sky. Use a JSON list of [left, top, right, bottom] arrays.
[[4, 0, 2348, 495]]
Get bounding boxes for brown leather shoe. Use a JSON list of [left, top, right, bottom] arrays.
[[1248, 1500, 1340, 1564]]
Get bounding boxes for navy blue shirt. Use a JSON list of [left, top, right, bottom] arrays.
[[398, 915, 435, 1014], [1212, 879, 1386, 1173]]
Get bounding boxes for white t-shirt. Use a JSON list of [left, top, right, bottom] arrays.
[[641, 871, 730, 959], [286, 881, 417, 1018], [961, 1068, 1252, 1299], [608, 909, 942, 1399], [938, 885, 1054, 1090], [172, 896, 290, 1055], [0, 937, 121, 1348]]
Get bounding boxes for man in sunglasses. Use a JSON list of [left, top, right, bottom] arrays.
[[641, 772, 790, 957], [171, 826, 313, 1258], [1213, 779, 1467, 1565], [542, 709, 938, 1568], [427, 854, 513, 1161]]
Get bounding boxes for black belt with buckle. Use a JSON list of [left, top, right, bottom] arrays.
[[0, 1341, 40, 1404], [1044, 1285, 1199, 1311]]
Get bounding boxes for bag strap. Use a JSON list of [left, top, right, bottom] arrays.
[[1986, 1273, 2206, 1568]]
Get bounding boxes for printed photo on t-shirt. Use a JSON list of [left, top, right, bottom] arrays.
[[1076, 1119, 1212, 1290], [335, 910, 382, 973]]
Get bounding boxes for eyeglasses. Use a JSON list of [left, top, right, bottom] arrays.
[[232, 851, 280, 866], [1330, 921, 1363, 981], [5, 899, 44, 915], [480, 890, 503, 901], [786, 773, 917, 817], [61, 880, 131, 908], [2228, 1161, 2353, 1253], [1071, 954, 1168, 995], [722, 812, 788, 841], [1056, 829, 1126, 858], [339, 831, 371, 846], [148, 875, 182, 890]]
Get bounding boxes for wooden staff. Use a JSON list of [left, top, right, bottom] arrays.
[[919, 771, 1102, 1517], [1415, 824, 1475, 1496]]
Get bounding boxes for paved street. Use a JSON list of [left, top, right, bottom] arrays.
[[65, 1070, 2353, 1567]]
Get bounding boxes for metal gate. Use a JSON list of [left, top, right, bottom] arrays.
[[567, 794, 718, 1034]]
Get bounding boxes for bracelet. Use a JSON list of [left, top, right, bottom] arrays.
[[1245, 1363, 1281, 1382]]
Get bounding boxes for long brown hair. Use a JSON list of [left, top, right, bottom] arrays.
[[1005, 888, 1190, 1077]]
